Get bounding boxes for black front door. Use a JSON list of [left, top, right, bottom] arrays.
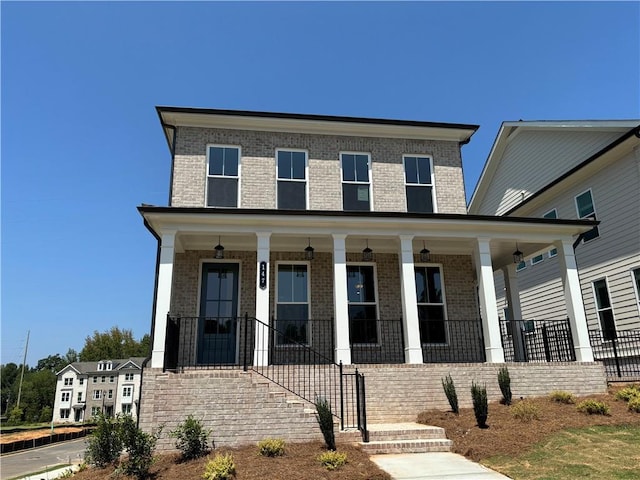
[[198, 263, 239, 364]]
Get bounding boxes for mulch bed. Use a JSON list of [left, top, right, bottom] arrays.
[[417, 388, 640, 462]]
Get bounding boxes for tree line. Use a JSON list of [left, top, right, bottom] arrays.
[[1, 327, 150, 424]]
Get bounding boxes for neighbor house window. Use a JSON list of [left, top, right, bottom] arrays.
[[92, 390, 102, 400], [79, 378, 84, 385], [575, 189, 599, 241], [109, 376, 114, 383], [415, 265, 447, 343], [404, 155, 436, 213], [277, 149, 307, 210], [341, 153, 371, 211], [347, 265, 378, 343], [60, 409, 70, 419], [61, 391, 70, 402], [64, 378, 73, 386], [276, 264, 309, 345], [91, 407, 101, 417], [122, 404, 132, 414], [544, 209, 558, 256], [125, 373, 134, 381], [632, 268, 640, 312], [92, 376, 97, 383], [123, 387, 132, 398], [593, 278, 615, 340], [108, 390, 113, 399], [206, 145, 240, 207], [77, 392, 83, 402]]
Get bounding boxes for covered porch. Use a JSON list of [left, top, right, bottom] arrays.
[[139, 206, 597, 370]]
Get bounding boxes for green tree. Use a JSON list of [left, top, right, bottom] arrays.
[[20, 368, 56, 422], [1, 363, 20, 414], [36, 354, 67, 373], [79, 327, 150, 361]]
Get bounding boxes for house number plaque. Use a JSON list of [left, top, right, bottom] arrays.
[[259, 261, 267, 290]]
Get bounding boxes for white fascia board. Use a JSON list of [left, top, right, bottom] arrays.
[[160, 111, 475, 143], [55, 364, 81, 376]]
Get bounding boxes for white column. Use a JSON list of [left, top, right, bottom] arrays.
[[474, 238, 505, 363], [502, 264, 525, 362], [555, 239, 594, 362], [398, 235, 424, 364], [254, 232, 271, 366], [332, 234, 352, 365], [150, 230, 176, 369]]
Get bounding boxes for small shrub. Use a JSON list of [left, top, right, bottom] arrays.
[[203, 453, 236, 480], [118, 414, 162, 480], [257, 438, 285, 457], [7, 406, 24, 425], [85, 412, 122, 467], [39, 405, 53, 423], [471, 382, 488, 428], [577, 399, 610, 415], [549, 390, 575, 404], [628, 396, 640, 413], [441, 374, 459, 414], [497, 366, 512, 405], [318, 451, 347, 470], [510, 399, 540, 422], [170, 415, 211, 460], [615, 386, 640, 402], [315, 396, 336, 450]]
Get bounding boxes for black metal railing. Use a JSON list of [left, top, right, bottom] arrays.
[[421, 319, 486, 363], [500, 319, 575, 362], [589, 329, 640, 379], [340, 366, 368, 442]]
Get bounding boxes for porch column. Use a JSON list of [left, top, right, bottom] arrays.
[[474, 238, 505, 363], [502, 265, 526, 362], [150, 230, 176, 369], [398, 235, 423, 364], [332, 234, 352, 365], [254, 232, 271, 366], [555, 239, 594, 362]]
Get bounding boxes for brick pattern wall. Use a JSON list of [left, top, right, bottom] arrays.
[[171, 126, 467, 213]]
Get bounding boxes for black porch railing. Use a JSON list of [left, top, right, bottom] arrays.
[[589, 329, 640, 379], [500, 319, 575, 362], [421, 319, 486, 363]]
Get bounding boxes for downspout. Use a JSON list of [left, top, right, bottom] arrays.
[[137, 218, 162, 428]]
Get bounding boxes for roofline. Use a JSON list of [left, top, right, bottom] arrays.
[[468, 120, 640, 212], [137, 205, 598, 228], [502, 125, 640, 216]]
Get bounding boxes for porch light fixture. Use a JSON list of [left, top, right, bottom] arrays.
[[419, 241, 431, 263], [512, 243, 524, 264], [304, 238, 315, 260], [362, 239, 374, 262], [214, 236, 225, 259]]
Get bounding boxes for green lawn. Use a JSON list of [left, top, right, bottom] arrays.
[[483, 425, 640, 480]]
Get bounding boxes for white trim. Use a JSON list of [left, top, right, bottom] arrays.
[[345, 262, 380, 345], [205, 144, 242, 208], [340, 151, 373, 211], [402, 155, 437, 213], [544, 208, 559, 255], [274, 261, 311, 347], [414, 263, 449, 346], [574, 188, 599, 242], [275, 148, 309, 210]]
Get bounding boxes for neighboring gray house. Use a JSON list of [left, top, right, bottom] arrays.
[[138, 107, 606, 449], [52, 358, 145, 423], [469, 120, 640, 369]]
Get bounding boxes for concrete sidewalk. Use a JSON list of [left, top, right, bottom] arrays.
[[371, 452, 511, 480]]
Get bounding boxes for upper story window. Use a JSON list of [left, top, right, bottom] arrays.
[[207, 145, 240, 208], [543, 209, 558, 257], [79, 378, 84, 385], [404, 156, 436, 213], [64, 378, 73, 386], [531, 254, 544, 265], [341, 153, 371, 211], [125, 373, 134, 381], [575, 189, 599, 242], [277, 149, 307, 210]]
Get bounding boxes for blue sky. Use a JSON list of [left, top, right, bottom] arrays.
[[2, 1, 639, 366]]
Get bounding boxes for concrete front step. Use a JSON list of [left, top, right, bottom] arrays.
[[358, 423, 452, 454]]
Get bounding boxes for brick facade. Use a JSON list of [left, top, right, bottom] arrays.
[[171, 126, 467, 214]]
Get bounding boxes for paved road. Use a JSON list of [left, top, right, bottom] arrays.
[[0, 439, 86, 480]]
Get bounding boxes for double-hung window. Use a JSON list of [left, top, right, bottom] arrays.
[[207, 145, 240, 207], [341, 153, 371, 211], [277, 150, 307, 209], [593, 278, 615, 340], [347, 265, 378, 344], [404, 155, 436, 213], [632, 268, 640, 314], [123, 386, 133, 398], [93, 390, 102, 400], [275, 264, 309, 345], [125, 373, 134, 381], [415, 265, 447, 344], [64, 378, 73, 386], [61, 391, 70, 402], [544, 209, 558, 256], [575, 189, 599, 241]]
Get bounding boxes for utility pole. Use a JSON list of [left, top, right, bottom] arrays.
[[16, 330, 30, 408]]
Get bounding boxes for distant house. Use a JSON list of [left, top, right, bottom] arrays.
[[469, 120, 640, 376], [52, 358, 145, 423], [137, 107, 606, 450]]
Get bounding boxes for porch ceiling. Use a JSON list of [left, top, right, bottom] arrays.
[[140, 207, 597, 270]]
